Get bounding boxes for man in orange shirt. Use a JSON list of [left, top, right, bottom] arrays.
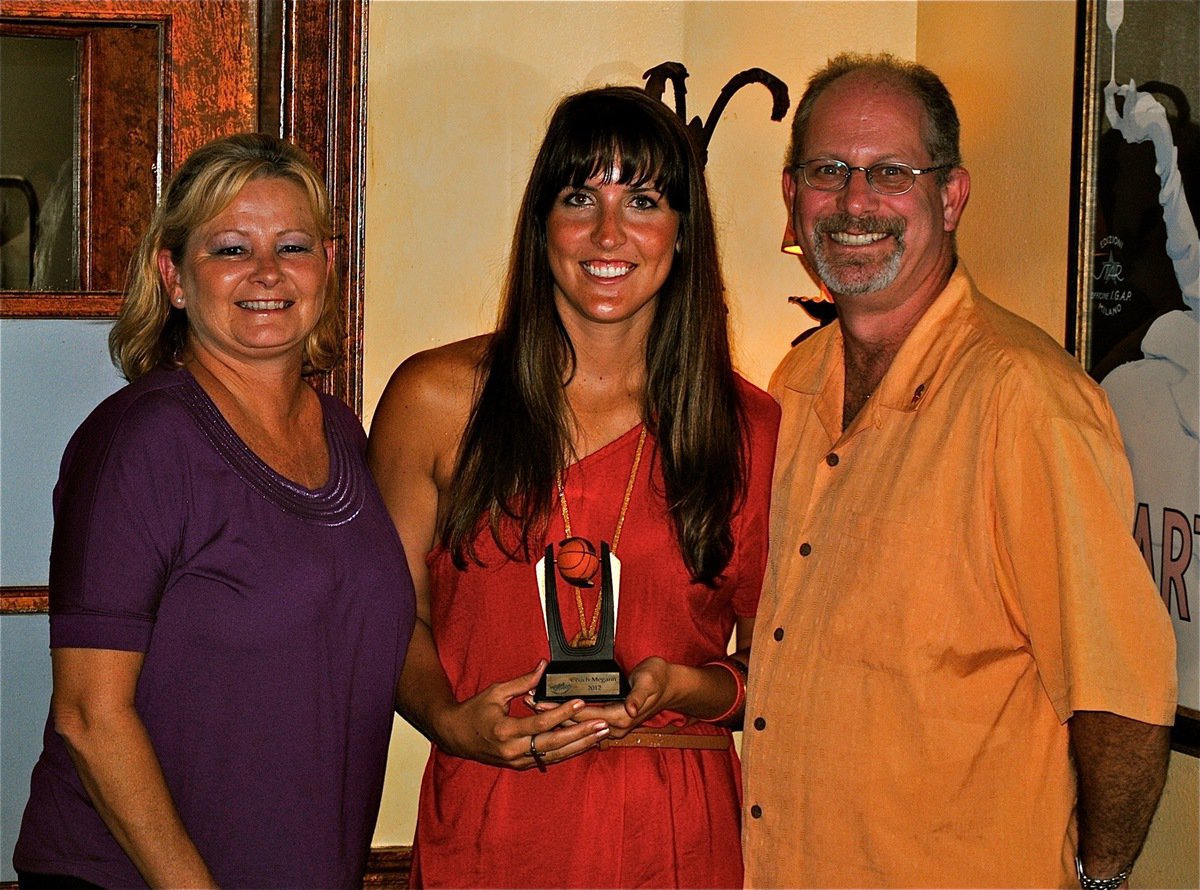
[[741, 52, 1177, 889]]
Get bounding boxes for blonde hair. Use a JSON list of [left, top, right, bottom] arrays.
[[109, 133, 343, 380]]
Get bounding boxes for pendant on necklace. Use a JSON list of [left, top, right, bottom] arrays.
[[571, 630, 599, 648], [554, 426, 647, 652]]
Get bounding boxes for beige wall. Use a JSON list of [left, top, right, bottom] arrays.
[[363, 2, 1197, 881], [920, 0, 1077, 342]]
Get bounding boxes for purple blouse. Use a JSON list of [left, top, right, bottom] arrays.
[[14, 367, 415, 888]]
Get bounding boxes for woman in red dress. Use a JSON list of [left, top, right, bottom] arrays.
[[369, 86, 779, 888]]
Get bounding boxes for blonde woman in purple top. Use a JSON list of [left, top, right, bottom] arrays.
[[13, 134, 415, 889]]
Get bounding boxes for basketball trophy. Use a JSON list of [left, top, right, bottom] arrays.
[[534, 540, 629, 702]]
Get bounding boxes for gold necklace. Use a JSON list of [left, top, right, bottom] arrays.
[[555, 425, 647, 647]]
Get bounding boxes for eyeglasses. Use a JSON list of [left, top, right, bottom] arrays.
[[794, 159, 953, 196]]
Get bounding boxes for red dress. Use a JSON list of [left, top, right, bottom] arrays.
[[411, 378, 779, 888]]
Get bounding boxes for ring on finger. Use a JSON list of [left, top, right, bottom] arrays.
[[529, 733, 547, 773]]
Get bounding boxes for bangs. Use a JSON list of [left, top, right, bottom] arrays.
[[561, 133, 683, 197], [166, 166, 328, 257], [536, 92, 692, 213]]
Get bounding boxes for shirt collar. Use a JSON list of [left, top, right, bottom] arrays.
[[780, 263, 978, 425]]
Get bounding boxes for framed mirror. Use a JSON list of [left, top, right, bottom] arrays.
[[0, 22, 160, 299], [0, 0, 260, 320], [0, 0, 367, 610]]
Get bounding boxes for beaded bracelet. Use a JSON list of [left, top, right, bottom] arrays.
[[701, 658, 747, 723]]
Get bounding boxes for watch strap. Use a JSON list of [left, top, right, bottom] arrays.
[[1075, 855, 1132, 890]]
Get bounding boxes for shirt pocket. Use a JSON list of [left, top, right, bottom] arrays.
[[816, 510, 962, 677]]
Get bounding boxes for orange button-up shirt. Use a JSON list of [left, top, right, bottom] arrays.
[[742, 266, 1177, 889]]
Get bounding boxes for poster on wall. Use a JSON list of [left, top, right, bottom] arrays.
[[1070, 0, 1199, 753]]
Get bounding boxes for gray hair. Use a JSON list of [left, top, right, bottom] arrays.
[[786, 52, 961, 185]]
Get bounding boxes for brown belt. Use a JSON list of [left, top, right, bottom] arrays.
[[598, 729, 731, 751]]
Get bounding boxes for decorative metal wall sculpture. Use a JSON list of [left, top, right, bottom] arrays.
[[641, 61, 790, 169]]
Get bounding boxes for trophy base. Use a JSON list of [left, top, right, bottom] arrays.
[[536, 659, 630, 703]]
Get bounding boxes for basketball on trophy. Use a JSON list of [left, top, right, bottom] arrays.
[[556, 536, 600, 587]]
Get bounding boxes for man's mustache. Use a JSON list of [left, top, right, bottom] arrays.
[[814, 214, 905, 238]]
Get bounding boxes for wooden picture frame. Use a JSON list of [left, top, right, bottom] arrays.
[[1067, 0, 1200, 755], [0, 0, 367, 614]]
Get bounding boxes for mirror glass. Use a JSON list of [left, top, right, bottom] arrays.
[[0, 22, 160, 294], [0, 34, 78, 290]]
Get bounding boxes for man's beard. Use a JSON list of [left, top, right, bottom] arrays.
[[810, 213, 906, 296]]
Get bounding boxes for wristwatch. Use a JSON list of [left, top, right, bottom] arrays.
[[1075, 855, 1132, 890]]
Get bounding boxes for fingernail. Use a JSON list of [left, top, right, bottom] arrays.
[[594, 725, 610, 737], [571, 700, 585, 711]]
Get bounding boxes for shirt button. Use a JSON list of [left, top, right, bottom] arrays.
[[773, 627, 784, 641], [825, 452, 839, 467], [750, 804, 763, 819], [753, 716, 766, 731], [799, 542, 812, 557]]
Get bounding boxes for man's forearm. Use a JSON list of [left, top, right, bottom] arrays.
[[1069, 710, 1172, 878]]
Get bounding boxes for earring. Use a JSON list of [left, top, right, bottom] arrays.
[[172, 294, 186, 308]]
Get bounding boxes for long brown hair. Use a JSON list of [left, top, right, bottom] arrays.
[[441, 86, 746, 586]]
